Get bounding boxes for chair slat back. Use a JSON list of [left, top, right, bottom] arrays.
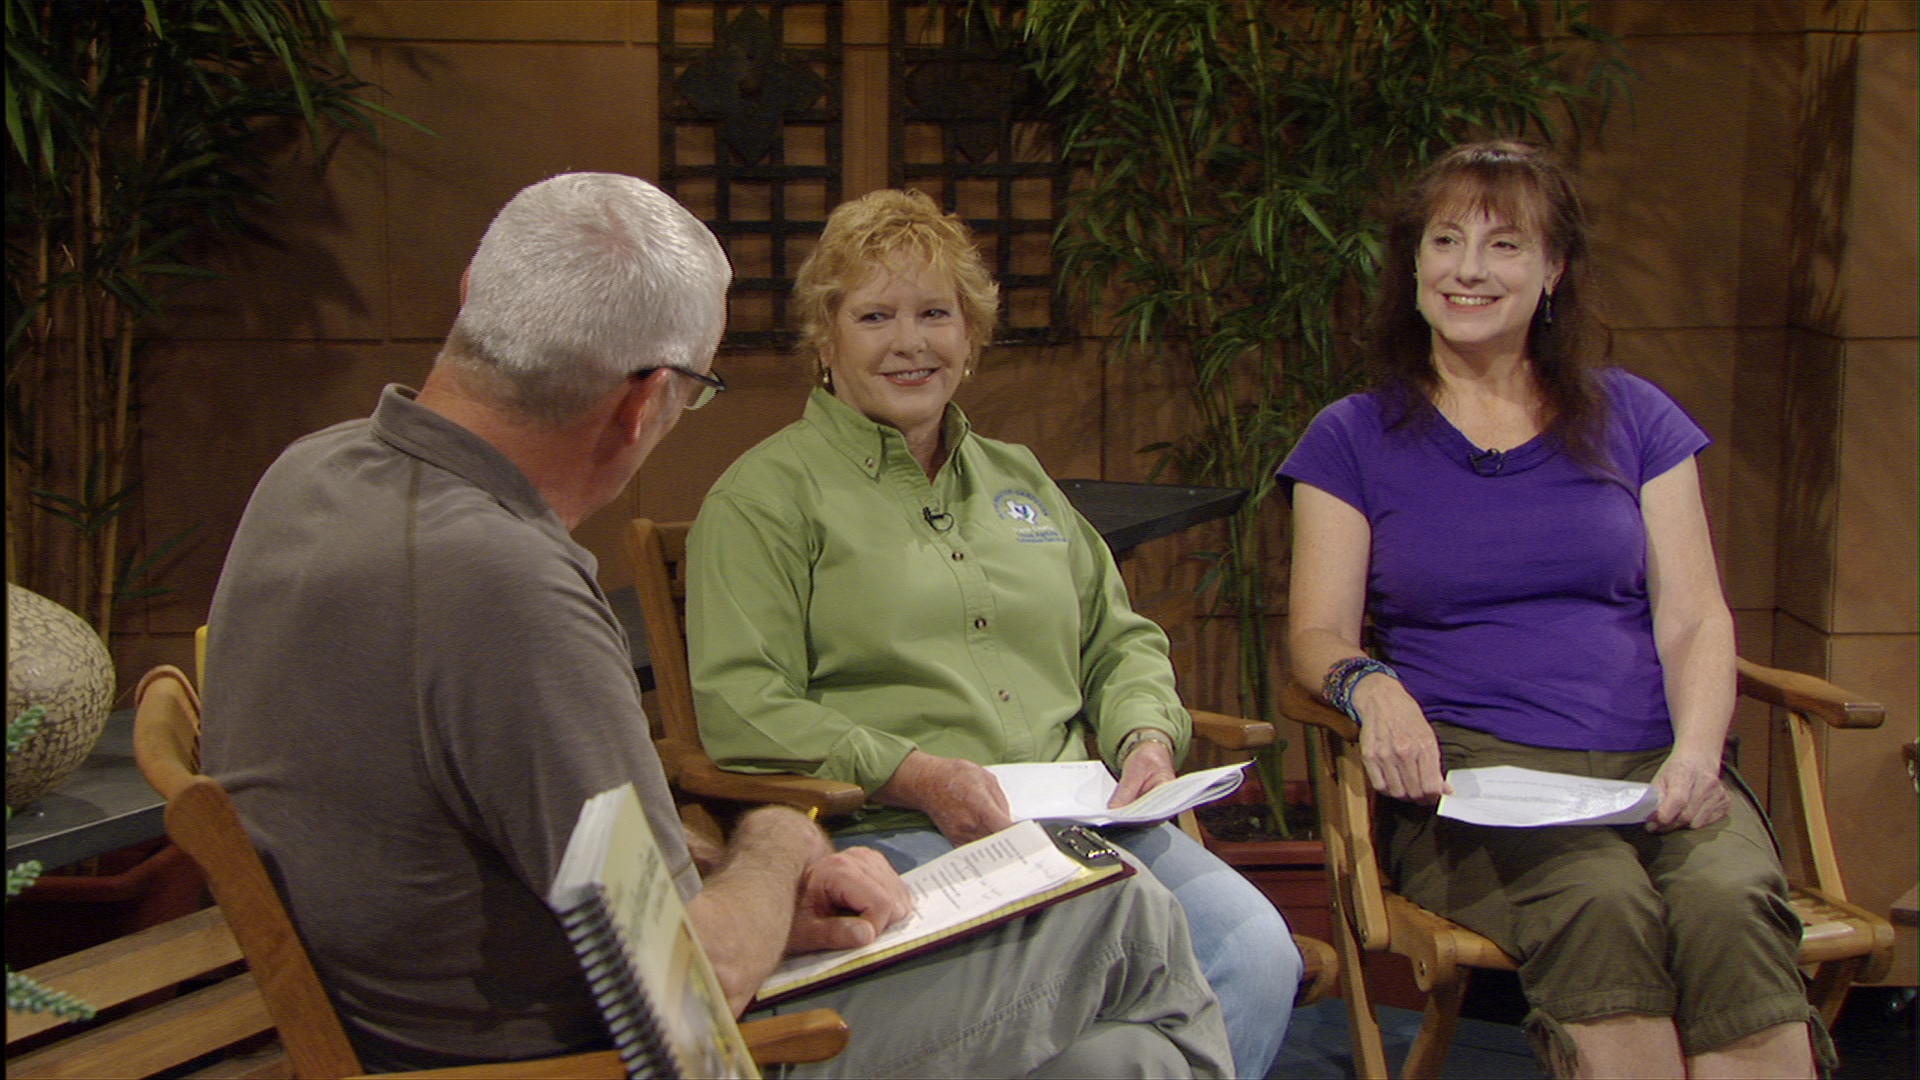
[[624, 519, 699, 746], [4, 906, 244, 1045], [9, 971, 275, 1080], [134, 665, 364, 1079]]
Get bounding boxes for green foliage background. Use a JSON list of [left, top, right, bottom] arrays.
[[1015, 0, 1627, 830], [4, 0, 415, 636]]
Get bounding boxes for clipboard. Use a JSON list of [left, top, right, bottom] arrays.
[[753, 819, 1133, 1005]]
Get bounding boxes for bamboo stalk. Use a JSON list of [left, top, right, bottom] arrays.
[[10, 0, 403, 636], [70, 183, 92, 619], [97, 75, 152, 640]]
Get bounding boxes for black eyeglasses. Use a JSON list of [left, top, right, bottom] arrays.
[[631, 365, 727, 411]]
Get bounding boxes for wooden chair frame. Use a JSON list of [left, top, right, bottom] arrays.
[[127, 665, 847, 1078], [1284, 658, 1896, 1079], [625, 518, 1280, 816]]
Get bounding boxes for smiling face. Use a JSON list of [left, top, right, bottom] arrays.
[[1415, 200, 1563, 361], [824, 259, 972, 450]]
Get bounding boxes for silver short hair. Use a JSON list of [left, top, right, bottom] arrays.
[[444, 173, 731, 425]]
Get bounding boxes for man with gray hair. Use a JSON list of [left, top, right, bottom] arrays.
[[203, 173, 1232, 1077]]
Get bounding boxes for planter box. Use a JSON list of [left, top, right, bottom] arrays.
[[1198, 779, 1335, 948], [5, 839, 205, 970]]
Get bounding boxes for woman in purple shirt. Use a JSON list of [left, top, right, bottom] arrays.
[[1282, 142, 1818, 1078]]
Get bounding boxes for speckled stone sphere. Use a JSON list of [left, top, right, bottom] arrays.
[[7, 584, 115, 809]]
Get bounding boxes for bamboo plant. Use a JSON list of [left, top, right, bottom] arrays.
[[1016, 0, 1626, 833], [4, 0, 413, 637]]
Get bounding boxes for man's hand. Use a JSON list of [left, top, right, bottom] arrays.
[[1646, 750, 1730, 832], [1108, 733, 1176, 808], [873, 749, 1012, 845], [787, 846, 914, 954], [1353, 673, 1451, 804]]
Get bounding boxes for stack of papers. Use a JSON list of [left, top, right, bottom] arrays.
[[757, 818, 1127, 1002], [1437, 765, 1658, 827], [985, 760, 1251, 827]]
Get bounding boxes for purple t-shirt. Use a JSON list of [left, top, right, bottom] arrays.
[[1280, 369, 1710, 752]]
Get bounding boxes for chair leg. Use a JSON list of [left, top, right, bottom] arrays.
[[1332, 899, 1391, 1080], [1807, 956, 1865, 1030], [1293, 934, 1340, 1008], [1401, 970, 1468, 1080]]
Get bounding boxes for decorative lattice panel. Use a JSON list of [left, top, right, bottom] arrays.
[[662, 2, 842, 347], [893, 3, 1066, 343]]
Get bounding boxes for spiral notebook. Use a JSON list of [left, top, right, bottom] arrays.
[[548, 784, 757, 1080]]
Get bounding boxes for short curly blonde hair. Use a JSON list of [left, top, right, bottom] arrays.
[[792, 189, 999, 375]]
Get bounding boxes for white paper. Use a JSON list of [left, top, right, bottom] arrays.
[[758, 819, 1083, 998], [1437, 765, 1659, 827], [985, 760, 1251, 827]]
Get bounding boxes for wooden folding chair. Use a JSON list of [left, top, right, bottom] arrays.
[[1284, 658, 1896, 1079], [128, 664, 848, 1078], [628, 517, 1339, 1006], [627, 518, 1286, 814]]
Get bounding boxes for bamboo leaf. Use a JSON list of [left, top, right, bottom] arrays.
[[7, 0, 430, 630], [133, 262, 220, 279]]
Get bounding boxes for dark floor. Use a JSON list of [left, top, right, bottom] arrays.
[[1270, 977, 1916, 1079], [1829, 986, 1917, 1080]]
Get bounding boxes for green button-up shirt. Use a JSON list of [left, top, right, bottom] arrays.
[[687, 388, 1190, 833]]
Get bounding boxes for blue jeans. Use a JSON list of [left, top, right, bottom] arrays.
[[841, 822, 1299, 1079]]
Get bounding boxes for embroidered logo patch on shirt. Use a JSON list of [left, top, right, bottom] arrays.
[[994, 489, 1065, 543]]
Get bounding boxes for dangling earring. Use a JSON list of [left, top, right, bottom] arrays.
[[818, 363, 834, 391], [1539, 291, 1556, 327]]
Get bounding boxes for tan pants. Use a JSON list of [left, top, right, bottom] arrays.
[[749, 851, 1232, 1078], [1380, 724, 1826, 1066]]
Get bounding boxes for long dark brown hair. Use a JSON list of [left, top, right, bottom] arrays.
[[1364, 140, 1613, 471]]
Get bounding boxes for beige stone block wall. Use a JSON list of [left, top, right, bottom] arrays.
[[1777, 8, 1918, 984]]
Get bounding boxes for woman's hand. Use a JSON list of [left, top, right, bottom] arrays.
[[1646, 749, 1730, 832], [1354, 674, 1451, 804], [873, 749, 1014, 845], [787, 845, 915, 954], [1108, 734, 1177, 808]]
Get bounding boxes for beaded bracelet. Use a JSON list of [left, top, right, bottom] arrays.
[[1323, 656, 1400, 723]]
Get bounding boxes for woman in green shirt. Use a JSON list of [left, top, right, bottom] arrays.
[[687, 189, 1298, 1077]]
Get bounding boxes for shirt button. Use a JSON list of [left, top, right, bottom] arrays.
[[973, 617, 988, 630], [864, 457, 875, 469], [951, 551, 965, 561], [997, 689, 1012, 702]]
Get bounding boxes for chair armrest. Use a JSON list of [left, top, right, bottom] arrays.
[[369, 1010, 850, 1076], [371, 1050, 627, 1078], [1279, 663, 1884, 736], [1190, 710, 1276, 751], [658, 738, 869, 817], [738, 1008, 851, 1064], [1278, 682, 1359, 742], [1736, 658, 1884, 729]]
